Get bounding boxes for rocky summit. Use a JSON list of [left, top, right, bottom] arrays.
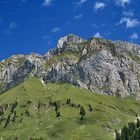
[[0, 34, 140, 98]]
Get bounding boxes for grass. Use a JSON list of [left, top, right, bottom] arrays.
[[129, 54, 140, 64], [0, 77, 140, 140], [45, 51, 79, 70]]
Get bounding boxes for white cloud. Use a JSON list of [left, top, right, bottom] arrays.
[[123, 11, 134, 17], [52, 27, 60, 33], [74, 14, 83, 20], [91, 23, 105, 28], [115, 0, 131, 7], [6, 22, 17, 35], [94, 2, 106, 11], [43, 35, 50, 39], [78, 0, 87, 6], [118, 17, 139, 28], [130, 32, 138, 40], [43, 36, 51, 44], [94, 32, 102, 38], [91, 23, 99, 28], [43, 0, 53, 7], [74, 0, 87, 7], [9, 22, 17, 28]]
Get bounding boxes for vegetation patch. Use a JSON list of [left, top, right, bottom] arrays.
[[0, 77, 140, 140]]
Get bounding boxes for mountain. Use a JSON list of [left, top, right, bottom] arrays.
[[0, 34, 140, 98], [0, 35, 140, 140], [0, 77, 140, 140]]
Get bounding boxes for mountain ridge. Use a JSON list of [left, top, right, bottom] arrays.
[[0, 34, 140, 98], [1, 76, 140, 140]]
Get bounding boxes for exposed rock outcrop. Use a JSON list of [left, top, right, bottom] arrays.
[[0, 55, 34, 93], [0, 34, 140, 98]]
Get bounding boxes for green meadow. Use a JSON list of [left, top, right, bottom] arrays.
[[0, 77, 140, 140]]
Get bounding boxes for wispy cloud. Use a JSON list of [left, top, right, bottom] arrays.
[[74, 0, 87, 7], [130, 32, 138, 40], [43, 0, 53, 7], [115, 0, 131, 7], [123, 11, 134, 17], [74, 14, 83, 20], [52, 27, 61, 33], [94, 2, 106, 11], [91, 23, 99, 28], [43, 35, 49, 39], [118, 17, 139, 28], [43, 35, 52, 45], [94, 32, 102, 38], [91, 23, 105, 28], [6, 22, 17, 35], [78, 0, 87, 6]]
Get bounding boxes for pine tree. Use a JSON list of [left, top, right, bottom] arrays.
[[137, 119, 140, 128], [11, 101, 18, 113], [54, 101, 60, 113], [115, 129, 121, 140], [38, 102, 42, 110], [116, 120, 140, 140], [12, 111, 16, 122], [0, 109, 3, 116], [66, 98, 71, 105], [121, 126, 129, 140], [79, 106, 86, 120], [4, 114, 11, 128], [56, 111, 61, 118], [88, 104, 93, 112]]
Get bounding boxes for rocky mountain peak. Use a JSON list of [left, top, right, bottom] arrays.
[[57, 34, 86, 49], [0, 35, 140, 98]]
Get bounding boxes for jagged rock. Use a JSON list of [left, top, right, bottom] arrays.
[[42, 36, 140, 98], [0, 55, 34, 93], [0, 35, 140, 98], [57, 34, 86, 49]]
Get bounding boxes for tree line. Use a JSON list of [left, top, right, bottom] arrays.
[[115, 118, 140, 140]]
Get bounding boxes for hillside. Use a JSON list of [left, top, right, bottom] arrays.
[[0, 35, 140, 140], [0, 77, 140, 140], [0, 35, 140, 98]]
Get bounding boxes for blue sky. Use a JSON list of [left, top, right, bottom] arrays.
[[0, 0, 140, 60]]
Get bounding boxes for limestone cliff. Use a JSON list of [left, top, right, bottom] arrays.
[[0, 34, 140, 98]]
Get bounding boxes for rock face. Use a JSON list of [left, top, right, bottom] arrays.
[[0, 55, 34, 93], [0, 34, 140, 98]]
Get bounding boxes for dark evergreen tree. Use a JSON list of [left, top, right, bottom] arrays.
[[27, 100, 32, 104], [54, 101, 60, 113], [11, 101, 18, 113], [4, 114, 11, 128], [38, 102, 42, 110], [56, 111, 61, 118], [137, 118, 140, 128], [19, 117, 22, 123], [115, 119, 140, 140], [0, 109, 3, 116], [79, 106, 86, 120], [49, 99, 52, 107], [0, 116, 4, 124], [66, 98, 71, 105], [12, 111, 16, 122], [121, 126, 129, 140], [88, 104, 93, 112], [127, 122, 136, 139], [115, 129, 121, 140], [25, 110, 30, 117]]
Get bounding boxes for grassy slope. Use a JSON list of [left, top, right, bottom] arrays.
[[0, 77, 140, 140]]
